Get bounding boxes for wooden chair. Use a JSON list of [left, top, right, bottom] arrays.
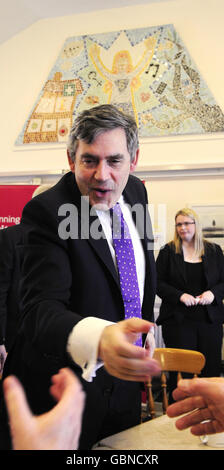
[[145, 348, 206, 419]]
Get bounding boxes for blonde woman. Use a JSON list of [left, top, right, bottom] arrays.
[[156, 208, 224, 393]]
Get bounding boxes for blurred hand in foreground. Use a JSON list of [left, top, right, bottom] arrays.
[[3, 367, 85, 450]]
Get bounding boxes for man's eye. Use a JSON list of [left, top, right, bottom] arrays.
[[83, 159, 95, 166], [109, 159, 121, 166]]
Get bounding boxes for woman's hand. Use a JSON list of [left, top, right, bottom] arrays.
[[197, 291, 215, 305], [180, 293, 197, 307]]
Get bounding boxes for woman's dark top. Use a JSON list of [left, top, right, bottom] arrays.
[[184, 261, 207, 321]]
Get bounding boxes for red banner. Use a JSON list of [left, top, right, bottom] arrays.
[[0, 185, 38, 229]]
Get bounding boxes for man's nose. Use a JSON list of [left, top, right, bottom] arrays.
[[94, 161, 109, 181]]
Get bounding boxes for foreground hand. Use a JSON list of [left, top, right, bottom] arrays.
[[98, 318, 161, 381], [167, 377, 224, 435], [197, 290, 215, 305], [3, 368, 85, 450]]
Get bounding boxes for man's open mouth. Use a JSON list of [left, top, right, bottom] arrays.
[[92, 188, 112, 194]]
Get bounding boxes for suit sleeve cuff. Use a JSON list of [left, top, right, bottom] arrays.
[[67, 317, 114, 382]]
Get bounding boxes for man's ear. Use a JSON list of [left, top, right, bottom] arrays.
[[67, 150, 75, 173], [130, 149, 139, 172]]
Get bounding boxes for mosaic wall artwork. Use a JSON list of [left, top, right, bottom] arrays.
[[15, 24, 224, 145]]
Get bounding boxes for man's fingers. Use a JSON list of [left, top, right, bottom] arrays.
[[167, 395, 206, 418], [122, 318, 155, 357], [99, 320, 153, 361], [176, 378, 224, 401], [113, 357, 160, 376], [104, 355, 161, 382], [171, 378, 222, 403], [105, 363, 156, 382], [115, 340, 147, 359], [124, 318, 153, 335], [190, 419, 224, 436], [173, 406, 211, 431]]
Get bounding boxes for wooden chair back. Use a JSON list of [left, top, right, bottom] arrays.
[[145, 348, 206, 419]]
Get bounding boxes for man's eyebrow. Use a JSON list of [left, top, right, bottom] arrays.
[[107, 153, 124, 160], [80, 153, 124, 160], [80, 153, 98, 159]]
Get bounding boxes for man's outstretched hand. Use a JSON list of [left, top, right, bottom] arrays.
[[98, 318, 160, 381]]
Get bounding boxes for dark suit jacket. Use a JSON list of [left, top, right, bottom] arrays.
[[156, 241, 224, 325], [0, 225, 25, 350], [1, 171, 156, 449]]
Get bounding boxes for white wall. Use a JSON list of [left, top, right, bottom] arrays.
[[0, 0, 224, 239]]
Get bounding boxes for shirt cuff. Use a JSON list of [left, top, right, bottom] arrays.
[[67, 317, 114, 382]]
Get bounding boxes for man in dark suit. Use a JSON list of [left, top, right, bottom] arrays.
[[0, 105, 159, 449]]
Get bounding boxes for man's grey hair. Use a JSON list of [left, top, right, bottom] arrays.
[[67, 104, 139, 162]]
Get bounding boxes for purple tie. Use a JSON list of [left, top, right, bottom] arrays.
[[111, 203, 142, 347]]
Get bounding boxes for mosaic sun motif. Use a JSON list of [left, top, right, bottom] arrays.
[[16, 24, 224, 145]]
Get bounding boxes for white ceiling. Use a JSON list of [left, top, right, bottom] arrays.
[[1, 0, 170, 45]]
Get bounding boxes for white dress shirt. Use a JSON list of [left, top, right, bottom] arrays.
[[67, 197, 154, 382]]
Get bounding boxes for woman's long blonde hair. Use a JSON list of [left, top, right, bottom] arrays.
[[172, 208, 205, 257]]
